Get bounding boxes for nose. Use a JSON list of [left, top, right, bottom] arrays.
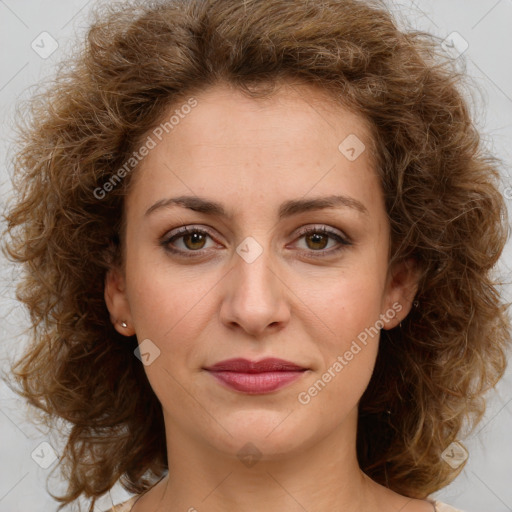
[[219, 240, 291, 337]]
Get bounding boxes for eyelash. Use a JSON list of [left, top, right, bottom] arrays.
[[160, 225, 353, 259]]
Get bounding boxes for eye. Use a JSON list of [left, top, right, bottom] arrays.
[[161, 226, 217, 255], [291, 225, 352, 257], [160, 224, 352, 259]]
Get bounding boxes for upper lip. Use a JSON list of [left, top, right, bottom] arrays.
[[204, 358, 307, 373]]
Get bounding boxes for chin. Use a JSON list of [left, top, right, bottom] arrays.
[[202, 410, 318, 460]]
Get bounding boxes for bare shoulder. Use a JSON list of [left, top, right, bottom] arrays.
[[103, 495, 139, 512], [102, 495, 464, 512], [434, 500, 465, 512]]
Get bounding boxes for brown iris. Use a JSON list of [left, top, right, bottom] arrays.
[[306, 232, 329, 250], [183, 232, 207, 250]]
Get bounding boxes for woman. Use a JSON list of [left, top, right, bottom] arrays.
[[3, 0, 510, 511]]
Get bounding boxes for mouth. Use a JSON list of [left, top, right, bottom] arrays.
[[203, 357, 309, 394]]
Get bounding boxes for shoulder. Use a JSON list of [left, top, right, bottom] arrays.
[[103, 495, 139, 512], [104, 496, 465, 512], [434, 500, 465, 512], [104, 497, 465, 512]]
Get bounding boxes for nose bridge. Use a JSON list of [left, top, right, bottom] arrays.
[[236, 240, 275, 300], [220, 236, 290, 335]]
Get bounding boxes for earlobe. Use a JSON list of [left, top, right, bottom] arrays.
[[382, 257, 421, 330], [104, 267, 135, 336]]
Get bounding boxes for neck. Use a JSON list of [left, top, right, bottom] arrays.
[[145, 407, 381, 512]]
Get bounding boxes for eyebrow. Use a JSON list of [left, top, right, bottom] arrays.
[[144, 194, 369, 219]]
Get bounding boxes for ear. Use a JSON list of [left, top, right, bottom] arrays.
[[104, 266, 135, 336], [381, 257, 421, 330]]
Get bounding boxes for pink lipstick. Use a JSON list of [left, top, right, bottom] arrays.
[[203, 357, 308, 394]]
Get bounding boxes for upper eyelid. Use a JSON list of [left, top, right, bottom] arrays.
[[162, 224, 350, 246], [294, 224, 347, 238]]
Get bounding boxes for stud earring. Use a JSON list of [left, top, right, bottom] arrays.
[[121, 321, 128, 328]]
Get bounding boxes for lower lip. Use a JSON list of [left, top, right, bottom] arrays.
[[206, 370, 306, 394]]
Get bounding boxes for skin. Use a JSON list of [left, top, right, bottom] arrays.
[[105, 80, 432, 512]]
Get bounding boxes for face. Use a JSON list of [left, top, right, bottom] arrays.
[[105, 81, 418, 461]]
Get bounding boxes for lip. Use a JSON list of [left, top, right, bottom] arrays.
[[203, 358, 308, 394], [204, 357, 307, 373]]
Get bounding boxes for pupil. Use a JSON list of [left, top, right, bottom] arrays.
[[308, 233, 327, 250], [186, 232, 205, 250]]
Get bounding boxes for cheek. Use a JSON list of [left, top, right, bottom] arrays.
[[308, 269, 386, 340], [125, 261, 219, 404], [300, 281, 383, 414], [126, 249, 217, 338], [304, 271, 385, 386]]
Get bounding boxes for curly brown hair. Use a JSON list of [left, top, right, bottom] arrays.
[[2, 0, 511, 510]]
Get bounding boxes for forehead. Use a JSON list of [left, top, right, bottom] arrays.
[[126, 81, 382, 221], [167, 81, 374, 155]]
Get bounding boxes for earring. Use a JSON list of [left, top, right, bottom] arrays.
[[121, 321, 128, 328]]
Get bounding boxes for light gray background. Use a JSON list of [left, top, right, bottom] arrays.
[[0, 1, 511, 511]]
